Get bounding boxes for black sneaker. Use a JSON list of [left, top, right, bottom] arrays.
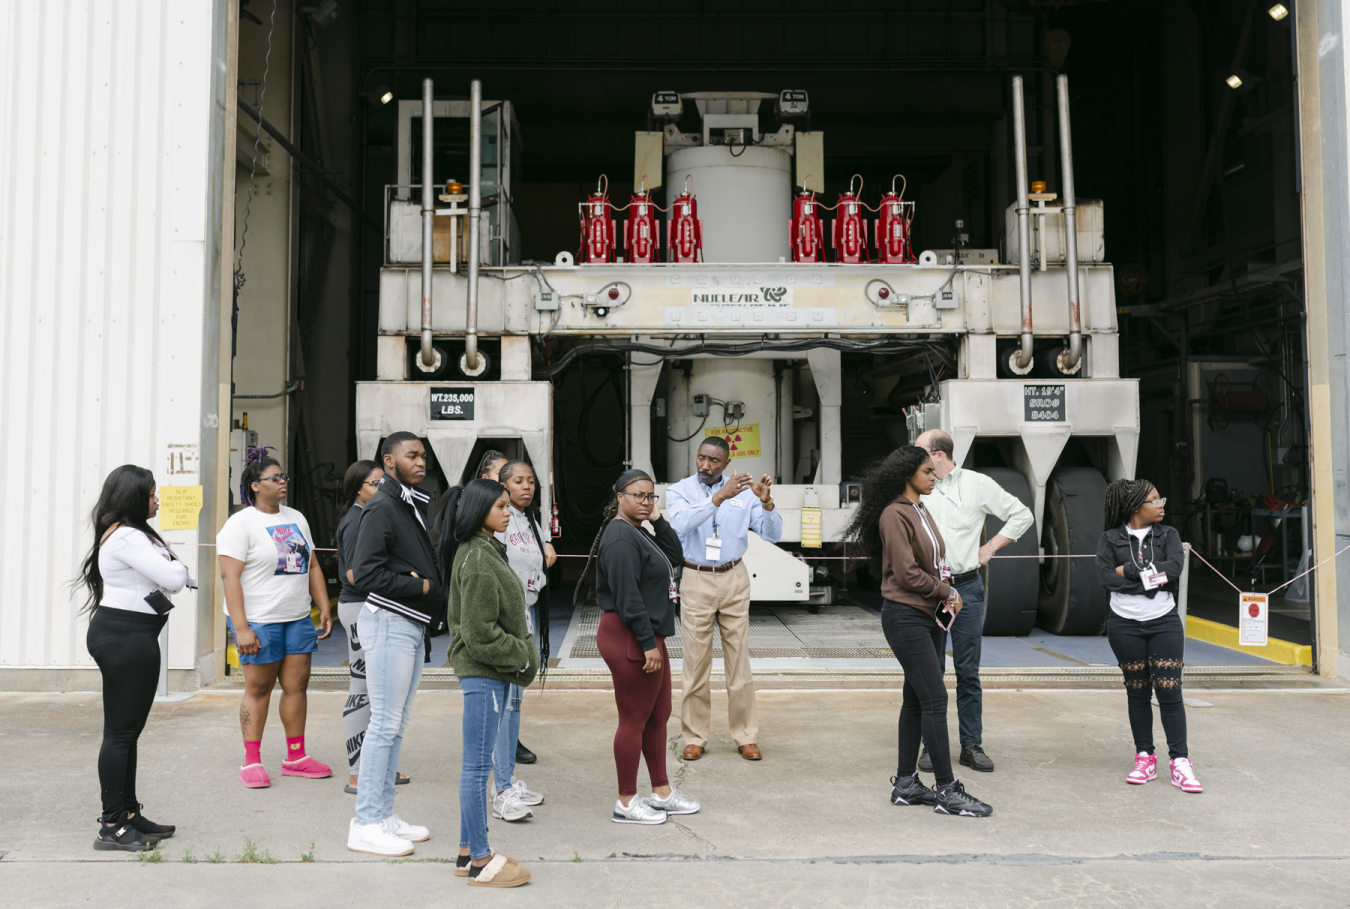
[[959, 745, 995, 773], [94, 821, 149, 852], [890, 773, 937, 806], [917, 746, 933, 773], [934, 779, 993, 818], [126, 804, 175, 840], [515, 741, 537, 765]]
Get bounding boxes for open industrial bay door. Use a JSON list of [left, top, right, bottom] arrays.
[[980, 468, 1039, 636]]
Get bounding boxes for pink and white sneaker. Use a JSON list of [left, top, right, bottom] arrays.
[[281, 755, 332, 779], [1126, 752, 1157, 785], [240, 763, 271, 789], [1170, 757, 1203, 793]]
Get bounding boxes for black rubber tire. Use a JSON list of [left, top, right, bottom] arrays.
[[979, 468, 1039, 636], [1037, 466, 1109, 635]]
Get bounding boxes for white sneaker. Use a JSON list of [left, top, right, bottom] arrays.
[[612, 796, 667, 825], [347, 818, 413, 856], [492, 788, 534, 822], [509, 778, 545, 807], [383, 814, 429, 843], [648, 787, 700, 816]]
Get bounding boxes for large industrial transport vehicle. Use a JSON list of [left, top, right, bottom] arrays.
[[357, 77, 1139, 637]]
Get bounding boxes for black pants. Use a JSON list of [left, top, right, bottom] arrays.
[[86, 608, 166, 822], [1106, 607, 1187, 760], [881, 601, 954, 786]]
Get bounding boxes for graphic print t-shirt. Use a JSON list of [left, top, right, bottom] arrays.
[[217, 505, 315, 624]]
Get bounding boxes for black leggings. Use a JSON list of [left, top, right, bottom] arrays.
[[881, 601, 954, 786], [86, 608, 166, 822], [1106, 608, 1187, 760]]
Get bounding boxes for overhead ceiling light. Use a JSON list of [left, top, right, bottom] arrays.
[[380, 91, 393, 105], [1226, 74, 1243, 89], [1268, 4, 1289, 21]]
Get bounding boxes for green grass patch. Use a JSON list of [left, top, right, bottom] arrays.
[[135, 842, 165, 863], [235, 836, 280, 864]]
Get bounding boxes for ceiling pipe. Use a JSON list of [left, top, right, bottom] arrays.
[[464, 79, 483, 373], [1057, 74, 1083, 372], [1011, 76, 1034, 372], [419, 78, 436, 370]]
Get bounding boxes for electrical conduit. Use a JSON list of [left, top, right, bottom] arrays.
[[1011, 76, 1034, 372], [1057, 74, 1083, 372], [465, 79, 483, 372]]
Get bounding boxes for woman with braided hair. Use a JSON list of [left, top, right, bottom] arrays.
[[218, 446, 333, 789], [583, 469, 700, 824], [1096, 478, 1201, 793]]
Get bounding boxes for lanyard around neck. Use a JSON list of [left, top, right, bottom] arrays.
[[909, 502, 941, 570]]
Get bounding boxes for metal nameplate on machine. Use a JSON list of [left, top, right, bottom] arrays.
[[1023, 384, 1065, 422], [430, 387, 475, 420]]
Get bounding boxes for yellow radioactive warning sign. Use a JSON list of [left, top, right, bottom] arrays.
[[706, 424, 760, 458]]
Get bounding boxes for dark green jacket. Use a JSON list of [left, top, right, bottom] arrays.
[[447, 532, 538, 687]]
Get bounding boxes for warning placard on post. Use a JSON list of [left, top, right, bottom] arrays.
[[159, 486, 203, 531], [706, 424, 760, 458], [1239, 592, 1269, 646]]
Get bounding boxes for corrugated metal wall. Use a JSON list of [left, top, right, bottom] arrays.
[[0, 0, 218, 672]]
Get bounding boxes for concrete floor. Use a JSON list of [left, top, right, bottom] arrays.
[[3, 686, 1348, 906]]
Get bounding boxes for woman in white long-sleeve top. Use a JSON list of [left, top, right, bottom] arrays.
[[76, 465, 191, 852]]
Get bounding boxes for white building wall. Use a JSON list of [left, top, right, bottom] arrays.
[[0, 0, 220, 678]]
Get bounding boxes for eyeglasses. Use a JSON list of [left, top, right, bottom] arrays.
[[363, 479, 380, 487], [1146, 497, 1167, 507], [258, 475, 290, 484], [620, 491, 658, 504]]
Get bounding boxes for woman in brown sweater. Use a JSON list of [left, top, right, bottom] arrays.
[[847, 446, 992, 818]]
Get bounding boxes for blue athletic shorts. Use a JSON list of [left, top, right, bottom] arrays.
[[227, 615, 318, 665]]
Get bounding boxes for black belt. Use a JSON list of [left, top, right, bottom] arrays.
[[683, 558, 742, 574], [951, 569, 981, 586]]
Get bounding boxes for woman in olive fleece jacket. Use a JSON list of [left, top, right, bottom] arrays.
[[444, 480, 536, 888]]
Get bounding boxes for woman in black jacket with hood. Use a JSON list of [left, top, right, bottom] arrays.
[[1096, 478, 1202, 794]]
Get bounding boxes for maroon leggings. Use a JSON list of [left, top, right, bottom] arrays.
[[596, 610, 671, 797]]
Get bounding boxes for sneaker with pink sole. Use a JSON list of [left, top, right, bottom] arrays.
[[240, 763, 271, 789], [281, 755, 332, 779], [1170, 757, 1203, 793], [1126, 752, 1157, 785]]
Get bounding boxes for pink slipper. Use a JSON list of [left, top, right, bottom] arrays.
[[281, 755, 332, 779], [240, 763, 271, 789]]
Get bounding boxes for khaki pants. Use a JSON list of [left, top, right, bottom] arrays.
[[679, 561, 757, 747]]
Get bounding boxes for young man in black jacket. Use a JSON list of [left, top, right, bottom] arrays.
[[347, 432, 444, 857]]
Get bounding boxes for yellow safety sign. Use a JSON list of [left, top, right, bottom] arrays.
[[706, 424, 760, 458], [158, 486, 204, 530]]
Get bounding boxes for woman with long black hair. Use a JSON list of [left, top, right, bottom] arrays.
[[334, 459, 411, 794], [579, 468, 699, 825], [77, 465, 189, 851], [1097, 479, 1201, 793], [446, 478, 537, 888], [846, 446, 992, 818], [487, 459, 556, 812]]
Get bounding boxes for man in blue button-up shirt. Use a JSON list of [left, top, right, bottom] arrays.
[[665, 436, 783, 762]]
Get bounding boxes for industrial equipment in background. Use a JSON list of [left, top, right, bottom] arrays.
[[360, 80, 1139, 635]]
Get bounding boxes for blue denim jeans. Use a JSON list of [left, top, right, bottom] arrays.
[[354, 609, 424, 826], [491, 605, 538, 793], [942, 576, 987, 748], [460, 676, 510, 860]]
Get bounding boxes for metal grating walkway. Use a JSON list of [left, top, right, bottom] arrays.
[[567, 603, 895, 660]]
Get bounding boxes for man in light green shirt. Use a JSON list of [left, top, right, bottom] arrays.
[[915, 429, 1034, 773]]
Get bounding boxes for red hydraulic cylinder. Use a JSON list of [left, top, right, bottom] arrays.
[[789, 189, 824, 262], [579, 178, 616, 263], [667, 188, 703, 263], [874, 180, 916, 264], [831, 183, 869, 263], [623, 190, 661, 263]]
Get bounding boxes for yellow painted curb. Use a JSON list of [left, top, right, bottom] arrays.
[[1185, 615, 1313, 667]]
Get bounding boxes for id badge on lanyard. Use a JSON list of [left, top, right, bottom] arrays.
[[1141, 563, 1168, 590], [939, 557, 953, 581], [705, 536, 722, 563]]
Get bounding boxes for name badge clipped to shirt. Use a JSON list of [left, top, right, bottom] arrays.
[[939, 557, 953, 581], [1141, 564, 1168, 590], [728, 497, 746, 509], [705, 537, 723, 563]]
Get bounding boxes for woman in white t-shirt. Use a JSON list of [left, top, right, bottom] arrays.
[[77, 465, 190, 852], [1096, 479, 1201, 794], [488, 460, 556, 816], [219, 447, 333, 789]]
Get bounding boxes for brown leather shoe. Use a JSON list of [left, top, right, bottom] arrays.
[[681, 744, 704, 761], [739, 744, 762, 761]]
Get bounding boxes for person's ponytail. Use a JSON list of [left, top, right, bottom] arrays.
[[436, 485, 465, 583]]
